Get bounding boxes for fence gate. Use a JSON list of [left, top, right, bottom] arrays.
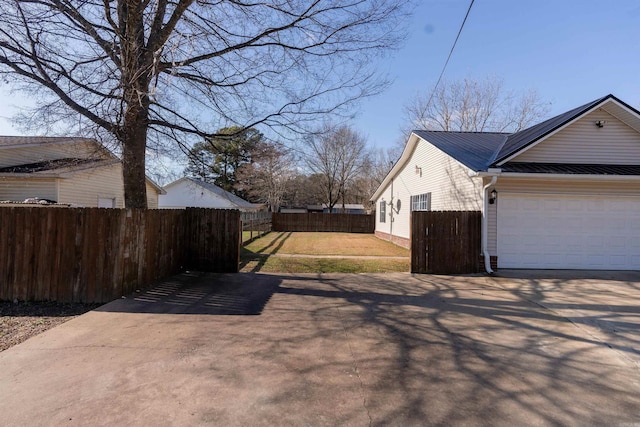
[[411, 211, 481, 274], [240, 211, 272, 244]]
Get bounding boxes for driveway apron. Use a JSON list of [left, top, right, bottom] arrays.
[[0, 271, 639, 426]]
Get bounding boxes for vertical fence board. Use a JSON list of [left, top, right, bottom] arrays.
[[272, 213, 374, 233], [0, 207, 241, 303], [411, 211, 481, 274]]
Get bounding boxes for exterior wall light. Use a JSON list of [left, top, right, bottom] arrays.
[[595, 120, 606, 128], [489, 189, 497, 204]]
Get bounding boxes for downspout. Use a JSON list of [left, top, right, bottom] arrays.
[[482, 175, 498, 275], [388, 178, 394, 241]]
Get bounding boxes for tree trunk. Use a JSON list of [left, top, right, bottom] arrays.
[[121, 120, 148, 209], [118, 0, 150, 209]]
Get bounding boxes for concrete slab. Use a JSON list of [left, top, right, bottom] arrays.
[[0, 272, 639, 426]]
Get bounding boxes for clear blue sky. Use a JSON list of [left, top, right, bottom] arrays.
[[1, 0, 640, 154], [358, 0, 640, 150]]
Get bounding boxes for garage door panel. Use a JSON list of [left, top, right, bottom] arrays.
[[497, 194, 640, 270]]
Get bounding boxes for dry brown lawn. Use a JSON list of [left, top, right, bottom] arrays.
[[241, 232, 409, 273], [244, 232, 409, 257]]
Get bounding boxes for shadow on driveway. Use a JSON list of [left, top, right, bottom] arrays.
[[96, 271, 282, 315], [1, 271, 640, 426]]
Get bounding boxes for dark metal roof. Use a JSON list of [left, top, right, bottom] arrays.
[[412, 130, 508, 171], [501, 162, 640, 175], [0, 158, 105, 173], [412, 94, 640, 174], [493, 94, 615, 164]]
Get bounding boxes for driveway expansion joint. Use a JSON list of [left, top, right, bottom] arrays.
[[336, 305, 373, 427]]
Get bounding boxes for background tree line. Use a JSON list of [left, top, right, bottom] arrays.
[[184, 75, 549, 213], [185, 124, 394, 213]]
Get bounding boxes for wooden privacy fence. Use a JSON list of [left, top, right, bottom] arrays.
[[411, 211, 481, 274], [272, 213, 374, 233], [241, 211, 272, 244], [0, 207, 240, 303]]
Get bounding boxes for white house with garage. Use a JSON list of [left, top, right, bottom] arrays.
[[371, 94, 640, 271]]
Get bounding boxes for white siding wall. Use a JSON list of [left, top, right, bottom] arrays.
[[0, 141, 109, 168], [57, 163, 160, 208], [58, 164, 125, 207], [374, 139, 482, 240], [487, 178, 640, 256], [159, 180, 240, 209], [513, 110, 640, 164], [146, 182, 159, 209], [487, 193, 497, 254], [0, 178, 57, 201]]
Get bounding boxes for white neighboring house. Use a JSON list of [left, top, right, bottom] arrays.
[[159, 177, 260, 211], [371, 94, 640, 271], [0, 136, 164, 208]]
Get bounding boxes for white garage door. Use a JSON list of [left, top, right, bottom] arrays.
[[497, 194, 640, 269]]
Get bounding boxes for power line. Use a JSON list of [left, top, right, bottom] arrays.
[[425, 0, 475, 106]]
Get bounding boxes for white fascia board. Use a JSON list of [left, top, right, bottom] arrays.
[[369, 133, 420, 202], [608, 98, 640, 120], [471, 168, 502, 178]]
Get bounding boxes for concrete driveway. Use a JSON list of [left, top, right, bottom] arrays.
[[0, 271, 639, 426]]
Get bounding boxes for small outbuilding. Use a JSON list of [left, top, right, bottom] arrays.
[[159, 177, 260, 211]]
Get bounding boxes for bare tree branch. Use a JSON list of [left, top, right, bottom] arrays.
[[403, 76, 551, 134], [0, 0, 413, 207]]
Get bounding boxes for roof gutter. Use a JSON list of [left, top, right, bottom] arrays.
[[495, 172, 640, 181], [482, 168, 501, 275]]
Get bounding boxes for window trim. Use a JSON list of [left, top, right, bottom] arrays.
[[379, 200, 386, 223], [410, 193, 431, 212]]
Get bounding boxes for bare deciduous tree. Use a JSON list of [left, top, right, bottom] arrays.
[[404, 76, 550, 134], [305, 124, 368, 212], [0, 0, 412, 207], [235, 142, 295, 213], [350, 146, 395, 202]]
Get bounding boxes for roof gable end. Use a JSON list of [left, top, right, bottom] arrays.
[[165, 177, 256, 209], [494, 94, 640, 165]]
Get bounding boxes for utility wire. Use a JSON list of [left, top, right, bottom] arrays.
[[425, 0, 475, 107]]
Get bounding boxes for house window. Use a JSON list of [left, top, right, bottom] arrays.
[[379, 200, 386, 223], [410, 193, 431, 211], [98, 197, 116, 208]]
